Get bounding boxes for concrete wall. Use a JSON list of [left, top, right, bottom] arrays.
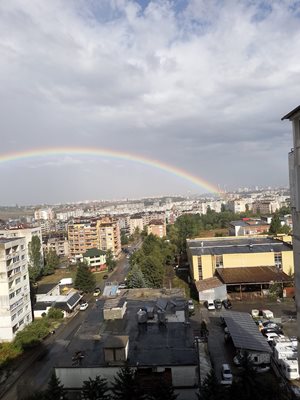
[[56, 365, 197, 389], [198, 285, 227, 302]]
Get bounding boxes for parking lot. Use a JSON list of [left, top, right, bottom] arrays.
[[190, 298, 297, 382]]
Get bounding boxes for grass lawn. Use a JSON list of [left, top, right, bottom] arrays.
[[164, 265, 190, 296], [39, 267, 108, 286]]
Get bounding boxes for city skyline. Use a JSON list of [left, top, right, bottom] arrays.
[[1, 1, 300, 203]]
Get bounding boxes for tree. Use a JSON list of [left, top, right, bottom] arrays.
[[146, 379, 178, 400], [199, 369, 227, 400], [44, 249, 60, 276], [28, 236, 42, 282], [126, 264, 148, 288], [82, 376, 110, 400], [106, 249, 117, 272], [111, 365, 145, 400], [121, 231, 129, 245], [269, 214, 281, 235], [74, 262, 96, 293], [47, 307, 64, 319], [45, 371, 66, 400]]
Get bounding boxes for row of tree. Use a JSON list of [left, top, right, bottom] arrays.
[[24, 366, 178, 400], [126, 234, 176, 288], [28, 236, 60, 282], [167, 206, 292, 253]]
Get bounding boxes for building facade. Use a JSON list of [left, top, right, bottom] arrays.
[[282, 105, 300, 369], [187, 236, 294, 281], [147, 219, 166, 238], [0, 237, 32, 342], [68, 217, 121, 258]]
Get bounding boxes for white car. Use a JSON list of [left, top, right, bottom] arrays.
[[188, 300, 195, 312], [221, 364, 233, 384], [251, 309, 259, 318], [80, 302, 89, 311], [264, 332, 279, 342], [118, 283, 127, 290], [207, 300, 215, 311], [262, 309, 274, 319]]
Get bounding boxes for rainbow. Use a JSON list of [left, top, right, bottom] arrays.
[[0, 147, 223, 196]]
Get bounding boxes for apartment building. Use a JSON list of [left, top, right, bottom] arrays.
[[129, 215, 144, 235], [282, 105, 300, 366], [0, 237, 32, 342], [40, 219, 67, 235], [68, 217, 121, 258], [252, 200, 280, 214], [227, 199, 247, 213], [44, 235, 69, 258], [0, 226, 44, 270], [147, 219, 166, 238], [34, 208, 55, 220]]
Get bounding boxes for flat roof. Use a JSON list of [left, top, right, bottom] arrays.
[[187, 237, 292, 256], [0, 237, 21, 244], [37, 283, 59, 294], [217, 266, 292, 285], [223, 311, 271, 353], [56, 297, 197, 368], [195, 277, 225, 292]]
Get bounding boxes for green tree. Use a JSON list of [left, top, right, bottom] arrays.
[[111, 365, 145, 400], [126, 264, 148, 288], [146, 379, 178, 400], [140, 255, 164, 288], [106, 249, 117, 272], [82, 376, 110, 400], [121, 231, 129, 245], [44, 249, 60, 276], [269, 214, 281, 235], [28, 236, 42, 282], [47, 307, 64, 319], [199, 369, 227, 400], [74, 262, 96, 293], [45, 371, 67, 400]]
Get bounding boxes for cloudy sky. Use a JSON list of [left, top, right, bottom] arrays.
[[0, 0, 300, 204]]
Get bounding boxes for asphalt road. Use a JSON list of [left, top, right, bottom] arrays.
[[0, 245, 140, 400]]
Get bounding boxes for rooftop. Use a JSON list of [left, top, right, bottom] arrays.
[[187, 236, 292, 256], [83, 248, 106, 257], [0, 237, 21, 244], [195, 277, 225, 292], [281, 105, 300, 120], [223, 311, 271, 353], [36, 283, 59, 294], [56, 296, 197, 368], [217, 266, 292, 285]]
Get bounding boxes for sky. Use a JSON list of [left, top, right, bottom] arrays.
[[1, 0, 300, 205]]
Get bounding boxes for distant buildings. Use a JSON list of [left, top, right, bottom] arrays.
[[0, 237, 32, 342], [43, 235, 69, 258], [252, 200, 280, 214], [228, 218, 270, 236]]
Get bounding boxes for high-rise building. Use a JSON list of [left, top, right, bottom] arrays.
[[282, 105, 300, 366], [0, 237, 32, 342], [34, 208, 55, 220]]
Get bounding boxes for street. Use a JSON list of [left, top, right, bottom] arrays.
[[0, 246, 134, 400]]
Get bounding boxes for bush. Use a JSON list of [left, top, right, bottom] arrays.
[[14, 319, 50, 350], [0, 342, 22, 367], [47, 307, 64, 319]]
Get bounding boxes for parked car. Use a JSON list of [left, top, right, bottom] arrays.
[[261, 327, 283, 336], [93, 288, 101, 297], [251, 309, 260, 318], [188, 299, 195, 312], [221, 364, 233, 384], [118, 283, 127, 290], [264, 332, 282, 343], [102, 275, 109, 280], [207, 300, 215, 311], [262, 310, 274, 319], [214, 299, 222, 310], [80, 302, 89, 311], [222, 299, 232, 309]]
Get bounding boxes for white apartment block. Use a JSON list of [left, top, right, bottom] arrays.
[[0, 227, 44, 269], [34, 208, 55, 220], [0, 237, 32, 342], [129, 216, 144, 235], [227, 199, 247, 213]]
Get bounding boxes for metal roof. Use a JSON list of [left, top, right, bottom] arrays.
[[281, 105, 300, 120], [223, 311, 271, 353], [217, 266, 291, 284]]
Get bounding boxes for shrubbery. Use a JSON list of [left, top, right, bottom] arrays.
[[47, 307, 64, 319]]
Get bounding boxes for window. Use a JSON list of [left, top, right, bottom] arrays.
[[215, 255, 224, 268], [197, 257, 203, 280], [16, 288, 22, 295], [15, 277, 21, 285], [9, 292, 15, 300], [23, 275, 27, 280], [274, 252, 282, 269]]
